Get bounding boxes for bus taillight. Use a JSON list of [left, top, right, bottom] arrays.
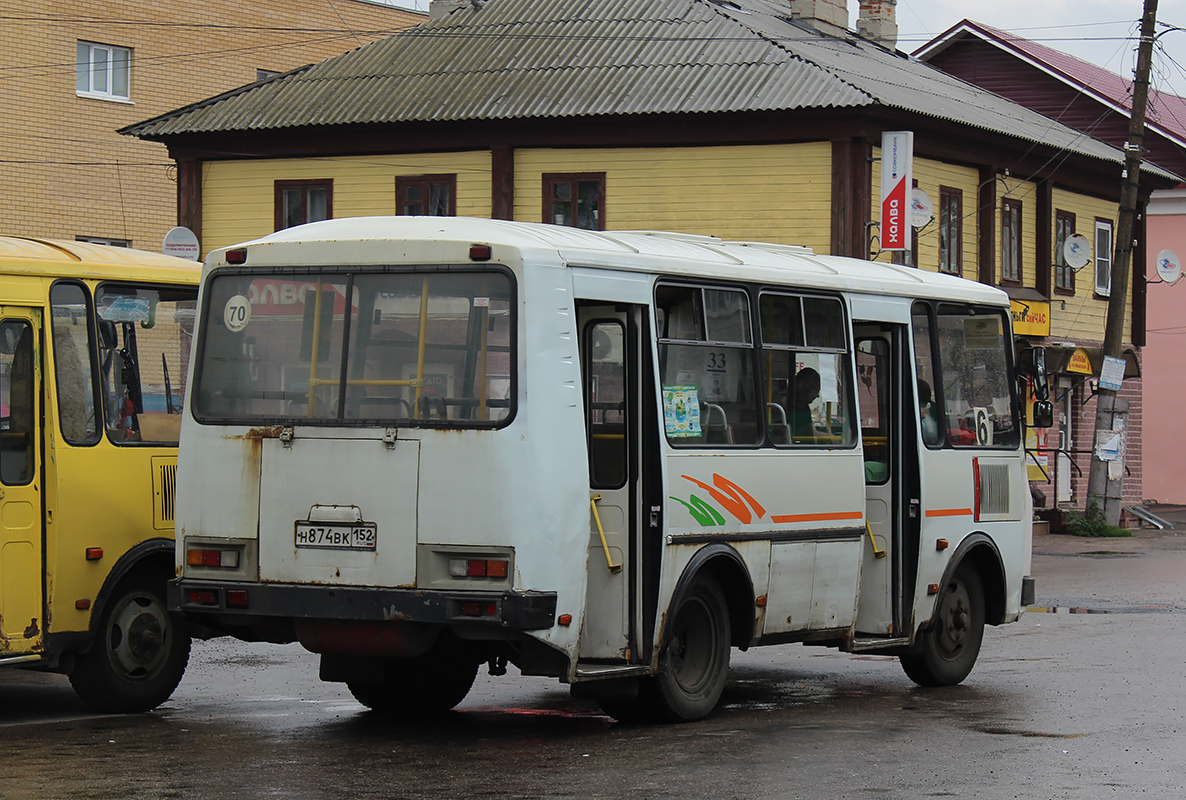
[[187, 548, 240, 568], [449, 558, 508, 578]]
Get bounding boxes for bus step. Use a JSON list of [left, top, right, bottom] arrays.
[[0, 654, 42, 666], [849, 636, 910, 652], [574, 663, 652, 680]]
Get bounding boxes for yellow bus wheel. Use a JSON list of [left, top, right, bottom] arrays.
[[69, 575, 191, 713]]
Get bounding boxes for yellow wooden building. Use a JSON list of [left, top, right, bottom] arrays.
[[123, 0, 1178, 509]]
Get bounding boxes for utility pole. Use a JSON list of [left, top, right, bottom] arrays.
[[1085, 0, 1158, 525]]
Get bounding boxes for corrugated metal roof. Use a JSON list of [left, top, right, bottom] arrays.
[[119, 0, 1170, 175]]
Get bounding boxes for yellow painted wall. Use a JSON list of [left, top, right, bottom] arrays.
[[1050, 188, 1122, 343], [513, 144, 833, 252], [201, 152, 493, 253]]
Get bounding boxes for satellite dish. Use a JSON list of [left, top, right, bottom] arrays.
[[910, 189, 933, 228], [592, 328, 614, 359], [1156, 249, 1181, 284], [1063, 234, 1091, 270]]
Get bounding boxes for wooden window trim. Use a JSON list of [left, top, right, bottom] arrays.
[[938, 186, 962, 276], [395, 174, 457, 216], [274, 179, 333, 231], [1000, 198, 1023, 286], [1053, 210, 1076, 296], [1094, 217, 1114, 299], [542, 172, 606, 231]]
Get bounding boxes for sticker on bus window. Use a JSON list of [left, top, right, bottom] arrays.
[[962, 317, 1000, 349], [224, 295, 252, 332], [100, 296, 151, 323], [474, 297, 490, 307], [663, 385, 701, 437]]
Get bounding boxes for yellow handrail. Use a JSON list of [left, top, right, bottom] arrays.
[[589, 494, 623, 573], [866, 521, 886, 559]]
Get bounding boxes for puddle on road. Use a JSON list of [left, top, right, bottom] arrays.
[[1027, 605, 1172, 614]]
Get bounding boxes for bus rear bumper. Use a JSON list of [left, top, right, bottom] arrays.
[[169, 579, 558, 631]]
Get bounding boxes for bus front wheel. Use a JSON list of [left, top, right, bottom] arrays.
[[69, 574, 191, 713], [900, 563, 985, 687], [651, 574, 731, 721]]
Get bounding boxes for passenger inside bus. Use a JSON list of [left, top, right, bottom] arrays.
[[918, 379, 941, 446], [790, 367, 820, 442]]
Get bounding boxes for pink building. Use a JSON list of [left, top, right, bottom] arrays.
[[1145, 191, 1186, 502]]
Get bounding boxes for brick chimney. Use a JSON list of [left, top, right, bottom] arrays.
[[857, 0, 898, 49], [787, 0, 848, 38]]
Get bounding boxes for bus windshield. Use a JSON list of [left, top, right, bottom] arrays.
[[193, 268, 514, 426]]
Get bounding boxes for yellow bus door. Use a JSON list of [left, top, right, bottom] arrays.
[[0, 310, 42, 656]]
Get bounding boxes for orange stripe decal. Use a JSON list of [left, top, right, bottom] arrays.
[[925, 508, 974, 518], [770, 511, 864, 524]]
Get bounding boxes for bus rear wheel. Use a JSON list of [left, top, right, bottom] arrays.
[[347, 645, 479, 715], [900, 563, 985, 687], [651, 574, 731, 722], [69, 575, 191, 713]]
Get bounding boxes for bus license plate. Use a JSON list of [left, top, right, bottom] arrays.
[[294, 522, 377, 551]]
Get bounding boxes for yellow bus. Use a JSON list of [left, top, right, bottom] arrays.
[[0, 237, 199, 712]]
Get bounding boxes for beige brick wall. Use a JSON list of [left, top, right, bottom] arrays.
[[2, 0, 423, 251]]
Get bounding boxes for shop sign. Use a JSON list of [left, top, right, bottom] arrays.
[[1011, 300, 1050, 336]]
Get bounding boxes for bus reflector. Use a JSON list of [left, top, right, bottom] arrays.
[[558, 614, 573, 626], [487, 560, 508, 578], [927, 584, 940, 596], [468, 560, 488, 577], [85, 548, 103, 561], [469, 245, 492, 261], [76, 599, 91, 610], [190, 590, 218, 605], [226, 590, 249, 608], [225, 248, 248, 264]]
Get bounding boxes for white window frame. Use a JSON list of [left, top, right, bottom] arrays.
[[1094, 219, 1113, 297], [76, 41, 131, 102]]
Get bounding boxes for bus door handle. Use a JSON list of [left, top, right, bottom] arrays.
[[909, 498, 920, 519]]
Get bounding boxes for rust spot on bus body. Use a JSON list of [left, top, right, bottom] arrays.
[[23, 618, 38, 639]]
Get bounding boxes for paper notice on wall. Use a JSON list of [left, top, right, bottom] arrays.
[[1094, 428, 1126, 462]]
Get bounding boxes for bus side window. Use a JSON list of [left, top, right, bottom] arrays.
[[585, 320, 627, 489], [0, 321, 34, 485], [49, 282, 100, 445]]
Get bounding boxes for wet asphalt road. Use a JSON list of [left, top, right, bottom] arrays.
[[3, 526, 1186, 799]]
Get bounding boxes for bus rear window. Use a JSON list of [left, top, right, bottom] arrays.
[[194, 269, 514, 427]]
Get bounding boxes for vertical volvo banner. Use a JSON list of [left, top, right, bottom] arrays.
[[880, 131, 914, 251]]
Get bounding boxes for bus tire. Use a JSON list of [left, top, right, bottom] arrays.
[[900, 563, 985, 687], [347, 648, 478, 715], [652, 574, 731, 722], [69, 574, 191, 713]]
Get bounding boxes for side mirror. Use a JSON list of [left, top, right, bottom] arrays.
[[1018, 344, 1050, 401], [1032, 399, 1054, 429]]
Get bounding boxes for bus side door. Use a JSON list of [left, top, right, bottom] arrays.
[[853, 321, 920, 637], [577, 303, 642, 662], [0, 309, 42, 655]]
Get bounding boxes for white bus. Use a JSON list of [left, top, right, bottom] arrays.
[[173, 217, 1044, 721]]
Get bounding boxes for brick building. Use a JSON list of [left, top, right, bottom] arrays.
[[2, 0, 424, 251]]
